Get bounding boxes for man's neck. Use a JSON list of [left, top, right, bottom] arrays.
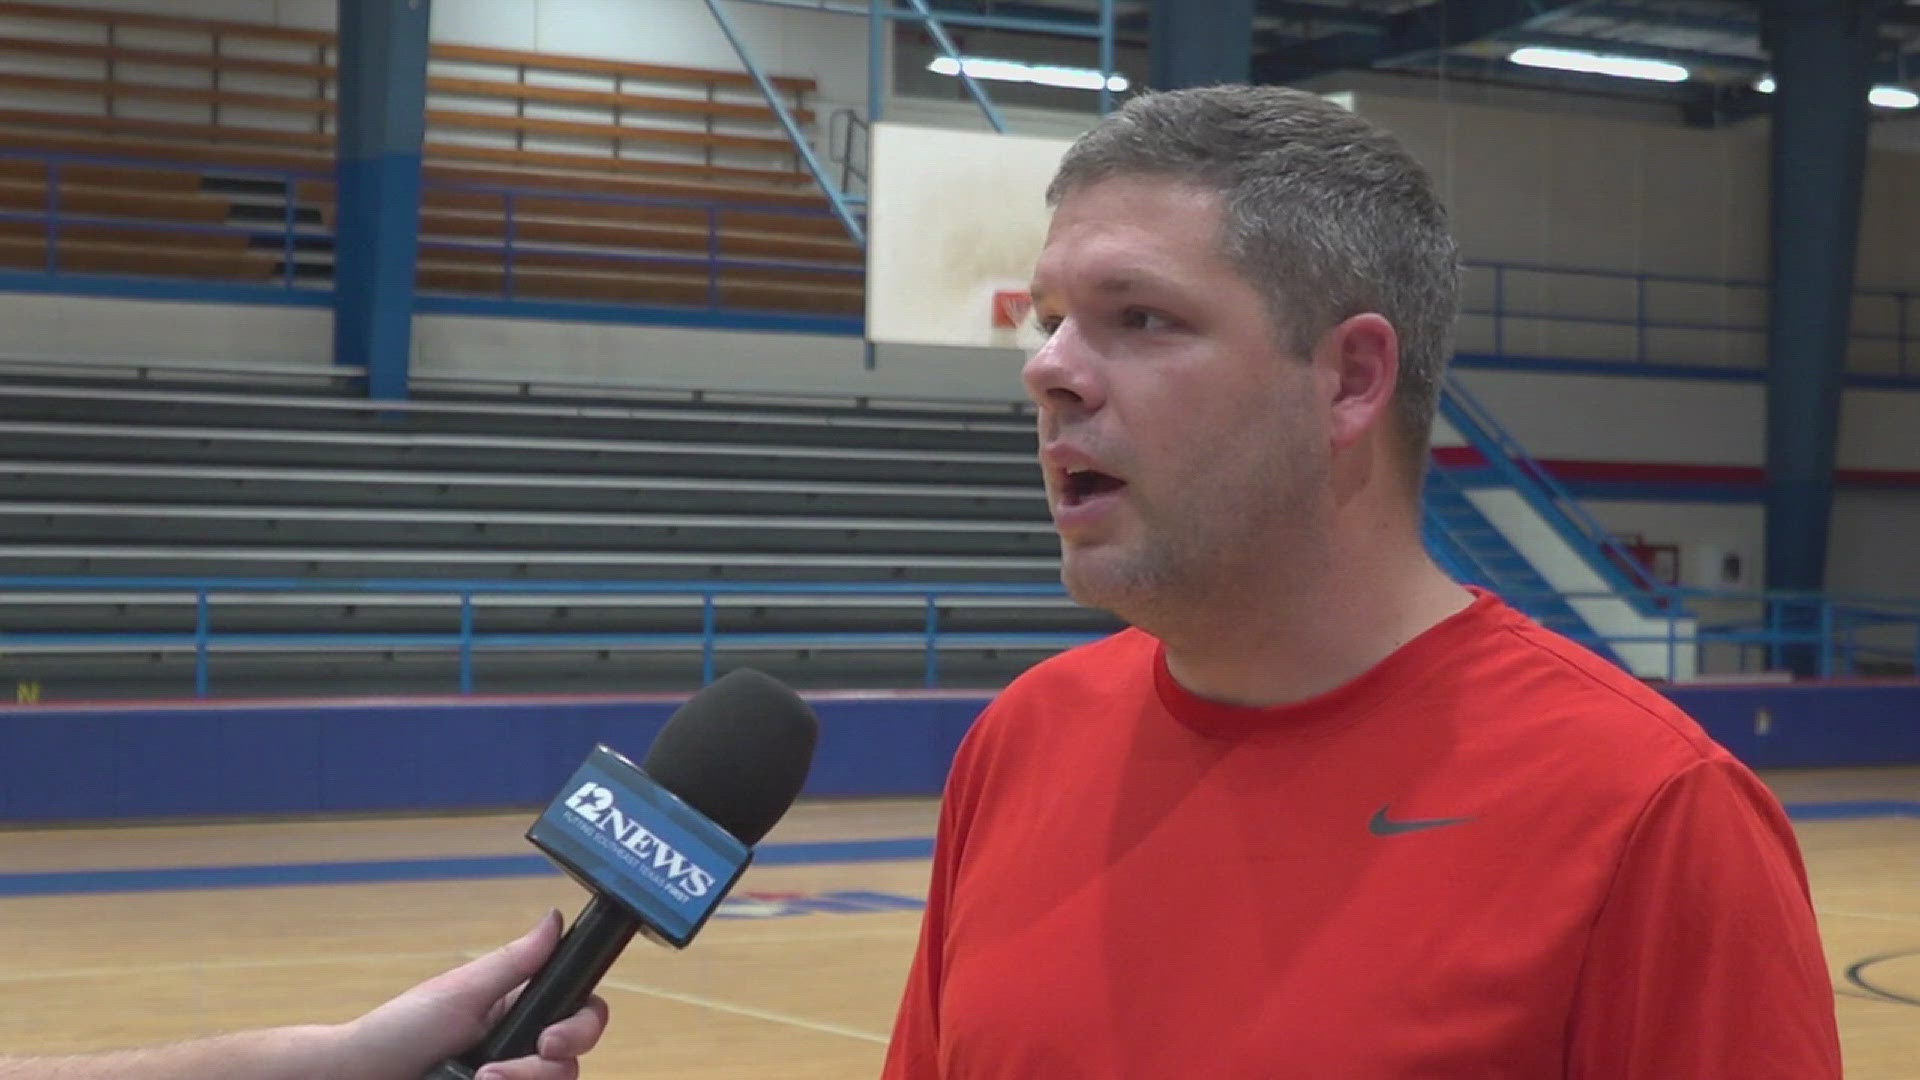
[[1156, 546, 1472, 710]]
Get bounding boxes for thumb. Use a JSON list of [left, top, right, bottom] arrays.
[[432, 908, 564, 1013]]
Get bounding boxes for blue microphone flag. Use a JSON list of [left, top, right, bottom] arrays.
[[527, 745, 752, 948]]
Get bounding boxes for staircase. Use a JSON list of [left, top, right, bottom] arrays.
[[1425, 376, 1696, 680]]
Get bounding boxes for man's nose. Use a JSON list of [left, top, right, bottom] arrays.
[[1021, 319, 1105, 415]]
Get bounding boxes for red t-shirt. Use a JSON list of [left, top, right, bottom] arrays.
[[883, 590, 1840, 1078]]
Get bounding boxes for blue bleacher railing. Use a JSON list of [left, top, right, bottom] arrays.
[[1, 576, 1915, 697], [416, 175, 861, 303], [3, 146, 1915, 370], [0, 148, 861, 328], [0, 577, 1091, 696], [1463, 259, 1914, 378]]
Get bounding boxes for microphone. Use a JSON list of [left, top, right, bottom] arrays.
[[426, 668, 819, 1079]]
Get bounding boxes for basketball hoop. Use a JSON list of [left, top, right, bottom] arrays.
[[991, 289, 1033, 330]]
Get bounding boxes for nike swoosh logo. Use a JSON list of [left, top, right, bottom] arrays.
[[1369, 806, 1474, 837]]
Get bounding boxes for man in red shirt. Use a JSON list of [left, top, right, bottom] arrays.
[[882, 85, 1840, 1078]]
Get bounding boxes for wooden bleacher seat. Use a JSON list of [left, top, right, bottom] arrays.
[[0, 0, 857, 316]]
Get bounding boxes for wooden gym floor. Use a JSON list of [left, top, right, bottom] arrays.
[[0, 767, 1914, 1078]]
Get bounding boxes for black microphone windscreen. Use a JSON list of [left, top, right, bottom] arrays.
[[641, 668, 819, 846]]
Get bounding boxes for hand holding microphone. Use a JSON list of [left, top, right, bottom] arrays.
[[427, 668, 820, 1079]]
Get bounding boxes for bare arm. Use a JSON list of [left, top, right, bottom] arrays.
[[0, 1026, 342, 1080], [0, 910, 608, 1080]]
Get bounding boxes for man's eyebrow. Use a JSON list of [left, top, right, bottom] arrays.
[[1029, 271, 1180, 304]]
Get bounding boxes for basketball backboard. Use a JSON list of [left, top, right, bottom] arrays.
[[864, 122, 1076, 349]]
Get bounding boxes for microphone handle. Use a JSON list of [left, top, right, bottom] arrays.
[[425, 895, 639, 1079]]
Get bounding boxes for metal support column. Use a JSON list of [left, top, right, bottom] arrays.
[[1149, 0, 1253, 89], [333, 0, 430, 401], [1759, 0, 1878, 668]]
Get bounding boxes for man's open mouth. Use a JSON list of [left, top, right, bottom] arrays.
[[1062, 468, 1126, 506]]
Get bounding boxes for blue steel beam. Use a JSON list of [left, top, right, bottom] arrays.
[[902, 0, 1009, 131], [1762, 0, 1876, 639], [333, 0, 430, 401], [1150, 0, 1254, 88], [1251, 0, 1600, 83], [702, 0, 867, 244]]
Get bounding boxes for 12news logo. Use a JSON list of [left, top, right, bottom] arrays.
[[564, 782, 719, 899]]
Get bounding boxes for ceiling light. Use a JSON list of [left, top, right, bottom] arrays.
[[1507, 46, 1689, 83], [1752, 76, 1918, 109], [928, 56, 1128, 93], [1869, 85, 1919, 109]]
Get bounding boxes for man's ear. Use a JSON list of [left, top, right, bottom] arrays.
[[1318, 312, 1400, 451]]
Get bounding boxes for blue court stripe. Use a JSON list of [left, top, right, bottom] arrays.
[[3, 801, 1914, 900], [1784, 801, 1920, 821], [0, 837, 935, 899]]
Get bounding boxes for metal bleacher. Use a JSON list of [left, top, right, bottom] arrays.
[[0, 370, 1121, 698]]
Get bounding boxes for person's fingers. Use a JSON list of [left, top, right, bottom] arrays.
[[474, 1056, 580, 1080], [535, 994, 610, 1059], [432, 909, 564, 1015]]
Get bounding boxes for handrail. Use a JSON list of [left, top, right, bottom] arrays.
[[1440, 374, 1679, 610], [0, 577, 1913, 692], [0, 577, 1082, 694], [1421, 465, 1512, 588], [0, 146, 859, 319], [701, 0, 865, 246], [830, 108, 871, 196], [4, 145, 1917, 367], [1462, 259, 1912, 376]]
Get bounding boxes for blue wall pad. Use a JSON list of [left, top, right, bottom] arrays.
[[0, 695, 984, 823], [1666, 682, 1920, 768], [1, 683, 1915, 823]]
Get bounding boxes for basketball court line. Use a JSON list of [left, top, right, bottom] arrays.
[[0, 837, 936, 898], [1818, 908, 1920, 924], [597, 977, 890, 1044], [0, 950, 469, 985], [0, 926, 919, 987]]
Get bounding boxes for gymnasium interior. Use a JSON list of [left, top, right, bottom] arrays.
[[0, 0, 1915, 1074]]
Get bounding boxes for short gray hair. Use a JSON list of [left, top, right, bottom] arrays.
[[1046, 85, 1460, 478]]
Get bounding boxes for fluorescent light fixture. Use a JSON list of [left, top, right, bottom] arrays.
[[1869, 85, 1919, 109], [1507, 46, 1689, 83], [1753, 75, 1918, 109], [928, 55, 1128, 93]]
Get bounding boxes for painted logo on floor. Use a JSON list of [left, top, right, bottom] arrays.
[[715, 889, 927, 919]]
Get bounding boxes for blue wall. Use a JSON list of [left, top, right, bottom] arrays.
[[0, 695, 982, 823], [0, 684, 1914, 823], [1669, 682, 1920, 769]]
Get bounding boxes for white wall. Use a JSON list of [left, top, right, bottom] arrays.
[[0, 294, 332, 368], [1455, 369, 1765, 467], [414, 313, 1030, 403], [1351, 89, 1920, 374]]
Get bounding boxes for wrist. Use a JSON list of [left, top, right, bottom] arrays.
[[291, 1022, 362, 1080]]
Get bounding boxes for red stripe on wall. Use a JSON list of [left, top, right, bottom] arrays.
[[1430, 450, 1920, 488]]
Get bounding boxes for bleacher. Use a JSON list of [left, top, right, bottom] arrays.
[[0, 0, 863, 318], [0, 368, 1121, 698]]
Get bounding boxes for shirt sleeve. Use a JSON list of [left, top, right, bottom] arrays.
[[880, 706, 995, 1080], [1565, 754, 1842, 1079]]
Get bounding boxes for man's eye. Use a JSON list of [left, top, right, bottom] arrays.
[[1034, 315, 1063, 336], [1120, 308, 1173, 331]]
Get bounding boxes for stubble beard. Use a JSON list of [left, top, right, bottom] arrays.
[[1059, 448, 1328, 642]]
